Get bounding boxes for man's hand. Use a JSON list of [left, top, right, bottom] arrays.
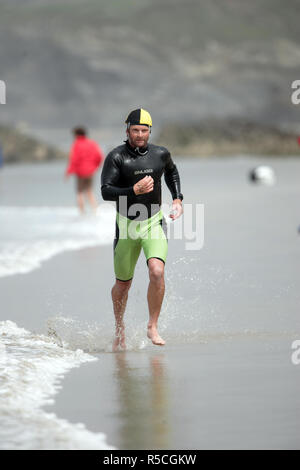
[[169, 199, 183, 220], [133, 175, 154, 195]]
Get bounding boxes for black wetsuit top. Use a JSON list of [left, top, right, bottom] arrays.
[[101, 140, 183, 220]]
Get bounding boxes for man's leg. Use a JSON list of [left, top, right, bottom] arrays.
[[147, 258, 166, 346], [111, 279, 132, 351], [86, 188, 98, 212], [112, 214, 142, 351], [77, 191, 85, 213]]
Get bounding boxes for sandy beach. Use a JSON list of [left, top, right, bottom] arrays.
[[2, 0, 300, 452], [1, 157, 300, 449], [46, 335, 300, 450]]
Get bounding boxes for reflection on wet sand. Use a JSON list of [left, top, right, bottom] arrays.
[[113, 352, 170, 449]]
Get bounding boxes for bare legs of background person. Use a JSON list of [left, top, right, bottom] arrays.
[[77, 189, 98, 214], [77, 191, 85, 214], [86, 188, 98, 213]]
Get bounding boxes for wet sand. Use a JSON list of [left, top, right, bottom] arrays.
[[1, 157, 300, 449], [1, 241, 299, 449], [45, 335, 300, 450]]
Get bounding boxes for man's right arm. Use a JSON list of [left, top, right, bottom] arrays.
[[101, 151, 135, 201]]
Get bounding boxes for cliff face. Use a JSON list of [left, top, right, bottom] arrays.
[[0, 0, 300, 151], [0, 126, 67, 163], [156, 119, 300, 156]]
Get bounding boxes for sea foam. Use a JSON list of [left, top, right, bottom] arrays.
[[0, 320, 115, 450]]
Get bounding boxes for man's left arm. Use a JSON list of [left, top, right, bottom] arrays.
[[164, 151, 183, 220]]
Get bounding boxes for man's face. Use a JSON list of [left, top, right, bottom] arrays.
[[127, 125, 150, 148]]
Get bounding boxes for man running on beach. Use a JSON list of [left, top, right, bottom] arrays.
[[101, 108, 183, 351], [65, 127, 104, 213]]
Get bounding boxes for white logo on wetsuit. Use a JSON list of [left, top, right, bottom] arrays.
[[134, 169, 154, 175]]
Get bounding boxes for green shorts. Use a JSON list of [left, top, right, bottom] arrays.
[[113, 210, 168, 281]]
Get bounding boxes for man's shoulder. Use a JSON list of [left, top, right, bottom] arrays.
[[85, 138, 99, 149], [88, 138, 99, 145], [149, 143, 170, 156], [106, 144, 126, 158]]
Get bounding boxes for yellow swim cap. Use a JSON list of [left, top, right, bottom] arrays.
[[125, 108, 152, 127]]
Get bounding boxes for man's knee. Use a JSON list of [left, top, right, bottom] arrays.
[[112, 279, 132, 295], [148, 258, 164, 283]]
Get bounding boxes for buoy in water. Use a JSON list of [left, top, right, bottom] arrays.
[[249, 165, 276, 186]]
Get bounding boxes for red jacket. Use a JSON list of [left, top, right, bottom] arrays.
[[66, 136, 104, 177]]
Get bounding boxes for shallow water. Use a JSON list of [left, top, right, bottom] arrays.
[[0, 320, 114, 449], [0, 157, 299, 449], [0, 205, 115, 277]]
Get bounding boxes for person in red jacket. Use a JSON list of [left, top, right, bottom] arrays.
[[65, 127, 104, 213]]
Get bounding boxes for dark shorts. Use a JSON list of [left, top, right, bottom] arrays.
[[76, 176, 93, 192]]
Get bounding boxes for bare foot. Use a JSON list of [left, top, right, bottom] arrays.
[[112, 326, 126, 352], [147, 326, 165, 346]]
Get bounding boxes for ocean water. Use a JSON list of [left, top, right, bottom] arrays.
[[0, 158, 299, 449], [0, 205, 117, 448], [0, 205, 115, 277], [0, 163, 117, 449], [0, 162, 179, 448], [0, 320, 114, 450]]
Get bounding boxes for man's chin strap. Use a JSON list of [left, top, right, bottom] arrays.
[[134, 146, 148, 156]]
